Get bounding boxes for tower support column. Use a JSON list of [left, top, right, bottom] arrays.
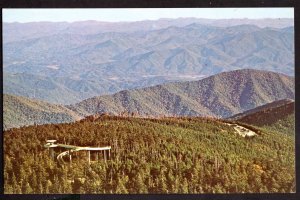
[[69, 150, 72, 164], [50, 148, 54, 159], [87, 150, 91, 165]]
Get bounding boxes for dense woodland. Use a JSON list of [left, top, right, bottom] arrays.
[[261, 114, 295, 136], [4, 116, 295, 194]]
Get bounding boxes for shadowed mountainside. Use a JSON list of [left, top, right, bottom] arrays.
[[3, 94, 82, 130], [229, 99, 295, 135]]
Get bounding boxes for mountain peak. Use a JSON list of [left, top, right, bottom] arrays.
[[68, 69, 294, 119]]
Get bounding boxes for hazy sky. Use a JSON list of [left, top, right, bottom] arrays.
[[3, 8, 294, 23]]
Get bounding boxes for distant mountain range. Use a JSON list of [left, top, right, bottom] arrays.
[[4, 69, 294, 129], [4, 18, 293, 43], [3, 19, 294, 104]]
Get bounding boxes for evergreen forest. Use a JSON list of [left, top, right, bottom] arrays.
[[4, 116, 295, 194]]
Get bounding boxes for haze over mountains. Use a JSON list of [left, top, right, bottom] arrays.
[[3, 18, 294, 104], [4, 69, 294, 129], [4, 18, 293, 43]]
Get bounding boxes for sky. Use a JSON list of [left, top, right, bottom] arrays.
[[3, 8, 294, 23]]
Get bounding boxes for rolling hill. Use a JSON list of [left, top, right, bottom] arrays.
[[3, 94, 82, 130], [68, 69, 294, 118]]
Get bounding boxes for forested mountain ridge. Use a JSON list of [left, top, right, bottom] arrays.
[[4, 69, 294, 129], [229, 99, 295, 135], [4, 116, 295, 193], [229, 98, 294, 121], [3, 20, 294, 104], [3, 94, 82, 130], [68, 69, 294, 118]]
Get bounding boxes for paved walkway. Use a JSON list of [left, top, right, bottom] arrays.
[[224, 123, 256, 137], [45, 142, 111, 166]]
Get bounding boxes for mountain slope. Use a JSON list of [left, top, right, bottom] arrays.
[[262, 114, 294, 136], [68, 69, 294, 118], [229, 99, 294, 121], [229, 99, 295, 135], [3, 94, 82, 130], [4, 69, 294, 129]]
